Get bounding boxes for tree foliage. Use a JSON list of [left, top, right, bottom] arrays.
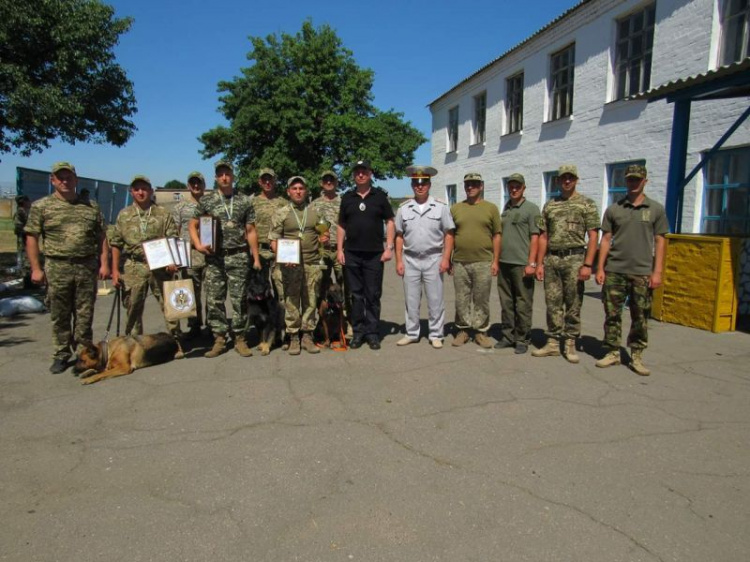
[[163, 179, 187, 190], [200, 21, 426, 195], [0, 0, 137, 158]]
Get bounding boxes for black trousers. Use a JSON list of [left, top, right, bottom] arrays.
[[344, 250, 384, 340]]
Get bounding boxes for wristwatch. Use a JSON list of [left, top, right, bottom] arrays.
[[386, 244, 394, 251], [529, 262, 537, 268]]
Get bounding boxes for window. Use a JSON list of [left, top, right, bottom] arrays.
[[448, 106, 459, 152], [549, 44, 575, 121], [472, 93, 486, 144], [702, 147, 750, 234], [506, 73, 524, 134], [614, 4, 655, 99], [446, 184, 457, 206], [607, 160, 646, 206], [543, 171, 561, 204], [720, 0, 750, 65]]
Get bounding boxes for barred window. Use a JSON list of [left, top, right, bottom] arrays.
[[473, 92, 486, 145], [448, 106, 459, 152], [506, 73, 524, 134], [721, 0, 750, 65], [702, 147, 750, 235], [549, 44, 575, 121], [614, 4, 655, 99]]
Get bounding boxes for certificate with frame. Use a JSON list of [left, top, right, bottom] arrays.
[[142, 238, 177, 270], [199, 216, 215, 249], [276, 238, 301, 265]]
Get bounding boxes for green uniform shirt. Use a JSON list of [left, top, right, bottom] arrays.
[[25, 195, 105, 258], [602, 195, 669, 276], [500, 198, 541, 266], [109, 204, 178, 259], [193, 190, 255, 250], [251, 194, 288, 246], [268, 203, 321, 264], [450, 200, 502, 263], [310, 194, 341, 246], [172, 193, 205, 268], [540, 192, 600, 250]]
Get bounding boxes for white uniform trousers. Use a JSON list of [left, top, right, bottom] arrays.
[[402, 252, 445, 340]]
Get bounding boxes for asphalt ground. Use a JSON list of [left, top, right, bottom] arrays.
[[1, 267, 749, 562]]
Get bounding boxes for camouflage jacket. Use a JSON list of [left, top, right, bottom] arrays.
[[540, 192, 600, 250], [109, 204, 178, 259], [193, 190, 255, 250], [250, 194, 287, 246], [310, 194, 341, 246], [172, 193, 206, 268], [25, 194, 106, 258]]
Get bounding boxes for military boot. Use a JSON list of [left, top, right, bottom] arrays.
[[204, 335, 227, 358], [452, 330, 470, 347], [234, 335, 253, 357], [301, 332, 320, 354], [629, 349, 651, 376], [563, 339, 580, 364], [531, 338, 560, 357], [595, 349, 621, 368], [288, 334, 301, 356]]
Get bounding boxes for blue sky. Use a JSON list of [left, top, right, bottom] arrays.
[[1, 0, 576, 197]]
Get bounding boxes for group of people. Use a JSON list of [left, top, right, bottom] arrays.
[[23, 158, 667, 378]]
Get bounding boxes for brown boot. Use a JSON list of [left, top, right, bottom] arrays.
[[595, 350, 621, 368], [204, 335, 227, 358], [629, 349, 651, 376], [301, 332, 320, 354], [234, 335, 253, 357], [452, 330, 470, 347], [531, 338, 560, 357], [563, 339, 579, 364], [288, 334, 301, 356]]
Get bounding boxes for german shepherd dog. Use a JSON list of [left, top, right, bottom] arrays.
[[316, 283, 347, 349], [74, 333, 183, 385], [246, 265, 283, 355]]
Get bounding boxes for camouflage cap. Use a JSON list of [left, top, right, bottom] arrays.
[[320, 170, 338, 181], [187, 171, 205, 182], [259, 167, 276, 178], [51, 161, 76, 174], [558, 164, 578, 178], [507, 173, 526, 185], [130, 175, 153, 187], [625, 164, 647, 179], [406, 165, 438, 179], [214, 159, 234, 173], [463, 172, 483, 182], [287, 175, 307, 187], [353, 159, 372, 171]]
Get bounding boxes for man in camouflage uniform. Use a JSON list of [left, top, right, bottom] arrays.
[[251, 168, 287, 301], [110, 175, 180, 338], [189, 160, 261, 358], [595, 164, 668, 376], [449, 172, 502, 349], [173, 171, 207, 339], [14, 195, 31, 285], [25, 162, 109, 374], [533, 164, 600, 363], [269, 176, 325, 355]]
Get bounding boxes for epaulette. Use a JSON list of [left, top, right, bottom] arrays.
[[433, 197, 447, 205], [398, 199, 412, 208]]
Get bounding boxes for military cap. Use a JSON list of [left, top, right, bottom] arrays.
[[130, 175, 153, 187], [353, 159, 372, 171], [625, 164, 647, 179], [321, 170, 338, 181], [287, 175, 307, 187], [51, 161, 76, 174], [558, 164, 579, 178], [187, 171, 205, 182], [507, 173, 526, 185], [214, 159, 234, 173], [463, 172, 483, 182], [406, 165, 438, 179], [259, 167, 276, 178]]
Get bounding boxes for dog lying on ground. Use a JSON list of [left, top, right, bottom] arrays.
[[246, 266, 283, 355], [74, 333, 183, 385], [316, 283, 347, 350]]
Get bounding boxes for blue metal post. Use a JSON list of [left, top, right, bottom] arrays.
[[665, 100, 691, 233]]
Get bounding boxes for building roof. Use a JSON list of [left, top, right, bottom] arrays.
[[428, 0, 592, 107], [632, 58, 750, 102]]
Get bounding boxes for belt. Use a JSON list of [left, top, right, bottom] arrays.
[[46, 255, 96, 263], [259, 243, 271, 250], [404, 248, 442, 258], [548, 247, 585, 257], [219, 246, 248, 257]]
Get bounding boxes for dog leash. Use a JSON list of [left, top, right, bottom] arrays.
[[103, 286, 121, 342]]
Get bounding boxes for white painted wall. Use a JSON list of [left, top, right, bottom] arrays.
[[430, 0, 750, 233]]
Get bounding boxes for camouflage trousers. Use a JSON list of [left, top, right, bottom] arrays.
[[497, 262, 535, 344], [204, 252, 249, 337], [281, 264, 322, 334], [260, 248, 284, 302], [45, 257, 98, 360], [453, 261, 493, 332], [602, 272, 651, 351], [182, 265, 206, 329], [121, 260, 179, 337], [543, 254, 584, 340]]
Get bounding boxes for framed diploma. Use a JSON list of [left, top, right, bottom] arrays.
[[276, 238, 301, 264], [199, 216, 215, 249], [167, 238, 184, 268], [142, 238, 177, 270]]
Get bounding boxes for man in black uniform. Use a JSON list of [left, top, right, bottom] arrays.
[[337, 160, 395, 350]]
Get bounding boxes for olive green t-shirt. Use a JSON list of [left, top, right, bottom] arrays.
[[268, 203, 321, 265], [450, 200, 502, 263], [500, 198, 541, 266]]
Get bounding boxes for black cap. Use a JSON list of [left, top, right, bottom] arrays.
[[353, 159, 371, 171]]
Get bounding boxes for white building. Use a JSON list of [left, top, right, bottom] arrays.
[[429, 0, 750, 236]]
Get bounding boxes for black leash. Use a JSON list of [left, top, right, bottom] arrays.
[[103, 286, 121, 341]]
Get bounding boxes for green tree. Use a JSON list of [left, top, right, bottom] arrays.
[[163, 179, 187, 190], [0, 0, 136, 158], [200, 21, 426, 195]]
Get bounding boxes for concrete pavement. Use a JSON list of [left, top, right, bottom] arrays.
[[1, 267, 749, 561]]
